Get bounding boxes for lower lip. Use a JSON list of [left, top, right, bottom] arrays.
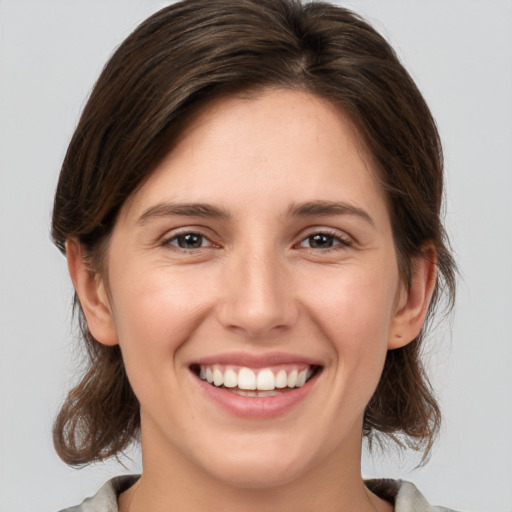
[[194, 372, 319, 419]]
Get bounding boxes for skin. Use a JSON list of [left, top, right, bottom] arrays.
[[68, 89, 436, 512]]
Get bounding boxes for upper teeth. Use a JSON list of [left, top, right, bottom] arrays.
[[199, 365, 313, 391]]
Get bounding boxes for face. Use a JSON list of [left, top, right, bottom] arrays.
[[83, 89, 418, 488]]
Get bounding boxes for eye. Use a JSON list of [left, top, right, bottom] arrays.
[[298, 232, 352, 250], [165, 232, 213, 250]]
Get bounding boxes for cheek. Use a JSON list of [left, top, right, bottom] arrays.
[[106, 267, 219, 422], [300, 259, 399, 396], [107, 265, 215, 377], [305, 262, 398, 341]]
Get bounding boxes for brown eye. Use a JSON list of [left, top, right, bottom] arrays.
[[168, 232, 210, 249], [306, 234, 335, 248]]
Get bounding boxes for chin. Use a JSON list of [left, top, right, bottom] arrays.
[[208, 456, 310, 490], [194, 433, 323, 490]]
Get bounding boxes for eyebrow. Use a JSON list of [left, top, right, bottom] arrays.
[[137, 202, 231, 225], [137, 200, 375, 227], [287, 200, 375, 227]]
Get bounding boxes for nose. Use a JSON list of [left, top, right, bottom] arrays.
[[216, 246, 298, 339]]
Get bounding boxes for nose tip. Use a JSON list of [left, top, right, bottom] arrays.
[[216, 256, 298, 339], [226, 296, 292, 338]]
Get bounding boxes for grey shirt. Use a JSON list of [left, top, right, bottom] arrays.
[[59, 475, 459, 512]]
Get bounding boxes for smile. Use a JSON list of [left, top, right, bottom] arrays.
[[192, 364, 319, 396], [190, 357, 322, 418]]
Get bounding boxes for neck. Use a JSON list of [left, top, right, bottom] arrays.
[[119, 424, 392, 512]]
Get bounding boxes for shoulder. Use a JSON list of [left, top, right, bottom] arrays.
[[366, 479, 460, 512], [58, 475, 140, 512]]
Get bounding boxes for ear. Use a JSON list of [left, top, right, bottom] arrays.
[[66, 239, 119, 346], [388, 245, 437, 350]]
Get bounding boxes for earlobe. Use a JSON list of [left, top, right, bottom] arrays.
[[66, 239, 119, 346], [388, 246, 437, 350]]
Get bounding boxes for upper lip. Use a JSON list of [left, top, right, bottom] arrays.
[[191, 351, 322, 369]]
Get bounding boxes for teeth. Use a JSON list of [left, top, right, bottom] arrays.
[[296, 369, 307, 387], [213, 367, 223, 387], [256, 369, 275, 391], [197, 364, 316, 392], [275, 369, 287, 388], [238, 367, 256, 390], [223, 368, 237, 388], [232, 389, 281, 397], [287, 370, 298, 388]]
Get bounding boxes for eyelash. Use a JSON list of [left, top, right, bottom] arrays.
[[161, 228, 353, 253]]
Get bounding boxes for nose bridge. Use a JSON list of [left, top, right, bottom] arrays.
[[217, 238, 297, 337]]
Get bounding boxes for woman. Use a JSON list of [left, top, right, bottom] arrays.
[[52, 0, 457, 510]]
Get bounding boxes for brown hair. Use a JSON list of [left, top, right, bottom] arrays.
[[52, 0, 456, 466]]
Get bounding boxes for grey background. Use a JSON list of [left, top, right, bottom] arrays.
[[1, 1, 511, 511]]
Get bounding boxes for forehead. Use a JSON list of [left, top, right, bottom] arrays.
[[119, 88, 388, 226], [174, 88, 368, 169]]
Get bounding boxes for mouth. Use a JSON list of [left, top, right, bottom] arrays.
[[190, 363, 322, 397]]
